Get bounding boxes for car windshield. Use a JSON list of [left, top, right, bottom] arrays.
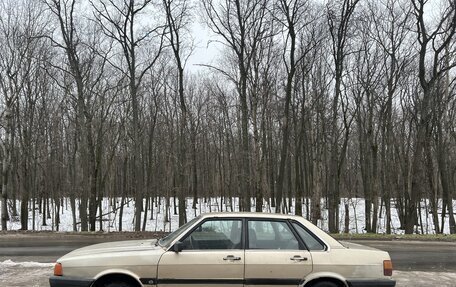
[[158, 216, 201, 248]]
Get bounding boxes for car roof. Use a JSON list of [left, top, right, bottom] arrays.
[[199, 212, 304, 220]]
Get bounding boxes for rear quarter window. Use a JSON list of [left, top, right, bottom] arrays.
[[292, 222, 326, 251]]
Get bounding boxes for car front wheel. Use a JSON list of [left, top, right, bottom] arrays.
[[310, 281, 340, 287], [102, 281, 133, 287]]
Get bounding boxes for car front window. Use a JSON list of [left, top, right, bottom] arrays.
[[181, 219, 242, 250], [158, 216, 201, 248]]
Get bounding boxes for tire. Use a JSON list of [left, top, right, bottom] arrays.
[[102, 281, 134, 287], [311, 281, 340, 287]]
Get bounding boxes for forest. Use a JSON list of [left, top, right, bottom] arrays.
[[0, 0, 455, 235]]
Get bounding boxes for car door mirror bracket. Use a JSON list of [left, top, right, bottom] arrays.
[[173, 241, 184, 253]]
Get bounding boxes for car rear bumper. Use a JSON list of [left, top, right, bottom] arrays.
[[49, 276, 94, 287], [347, 279, 396, 287]]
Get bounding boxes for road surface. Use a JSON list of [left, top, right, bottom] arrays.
[[0, 234, 455, 286]]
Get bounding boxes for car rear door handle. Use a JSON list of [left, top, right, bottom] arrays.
[[223, 255, 241, 261], [290, 255, 308, 262]]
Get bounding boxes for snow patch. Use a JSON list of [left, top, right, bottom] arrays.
[[0, 260, 54, 268], [1, 197, 455, 234]]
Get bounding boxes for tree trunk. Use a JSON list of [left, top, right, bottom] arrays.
[[1, 107, 13, 230]]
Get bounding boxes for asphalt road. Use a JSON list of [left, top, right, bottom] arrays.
[[0, 235, 455, 271]]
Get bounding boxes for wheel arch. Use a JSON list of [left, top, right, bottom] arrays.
[[303, 272, 348, 287], [91, 270, 143, 287]]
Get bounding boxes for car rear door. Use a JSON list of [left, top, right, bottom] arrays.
[[244, 219, 313, 287], [157, 218, 244, 287]]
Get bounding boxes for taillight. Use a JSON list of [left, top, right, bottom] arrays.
[[383, 260, 393, 276], [54, 263, 63, 276]]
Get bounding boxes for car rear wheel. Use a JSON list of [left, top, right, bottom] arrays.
[[310, 281, 340, 287], [102, 281, 133, 287]]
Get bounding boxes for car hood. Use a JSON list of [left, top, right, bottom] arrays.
[[57, 239, 166, 277], [61, 239, 163, 259]]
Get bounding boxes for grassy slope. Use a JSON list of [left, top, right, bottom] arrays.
[[332, 233, 456, 242], [1, 230, 455, 242]]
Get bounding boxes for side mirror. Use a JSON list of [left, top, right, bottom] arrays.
[[173, 241, 184, 253]]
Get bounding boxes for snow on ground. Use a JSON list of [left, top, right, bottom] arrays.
[[0, 260, 54, 287], [394, 271, 456, 287], [0, 261, 53, 287], [0, 260, 54, 268], [1, 197, 456, 234]]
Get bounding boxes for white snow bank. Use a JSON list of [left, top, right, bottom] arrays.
[[0, 260, 54, 268], [1, 197, 455, 234]]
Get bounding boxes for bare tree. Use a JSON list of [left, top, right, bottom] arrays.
[[201, 0, 271, 211], [162, 0, 193, 225], [246, 25, 279, 212], [0, 0, 45, 230], [351, 17, 385, 233], [369, 0, 413, 234], [326, 0, 360, 233], [91, 0, 165, 231], [45, 0, 115, 231], [17, 23, 51, 230], [406, 0, 456, 234], [274, 0, 316, 213]]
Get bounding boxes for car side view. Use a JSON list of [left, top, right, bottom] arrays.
[[49, 212, 395, 287]]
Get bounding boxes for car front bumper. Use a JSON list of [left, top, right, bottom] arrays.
[[347, 279, 396, 287], [49, 276, 94, 287]]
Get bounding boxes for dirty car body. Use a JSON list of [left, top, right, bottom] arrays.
[[49, 212, 395, 287]]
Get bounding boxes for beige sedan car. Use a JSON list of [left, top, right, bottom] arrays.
[[50, 213, 395, 287]]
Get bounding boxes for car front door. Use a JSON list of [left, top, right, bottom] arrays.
[[157, 218, 244, 287], [244, 219, 313, 287]]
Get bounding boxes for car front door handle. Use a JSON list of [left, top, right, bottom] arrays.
[[290, 255, 308, 262], [223, 255, 241, 261]]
